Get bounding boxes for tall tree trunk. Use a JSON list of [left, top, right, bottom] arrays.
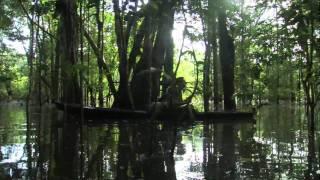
[[59, 6, 80, 103], [212, 38, 219, 110], [202, 1, 212, 112], [128, 20, 146, 74], [57, 0, 80, 178], [275, 3, 280, 104], [49, 20, 55, 103], [52, 23, 61, 102], [112, 0, 133, 109], [303, 14, 316, 177], [162, 2, 175, 89], [131, 16, 154, 110], [218, 5, 236, 111], [163, 27, 174, 92], [95, 0, 104, 107], [151, 1, 175, 101], [131, 0, 176, 109], [239, 0, 247, 106], [25, 3, 35, 178], [208, 0, 220, 110]]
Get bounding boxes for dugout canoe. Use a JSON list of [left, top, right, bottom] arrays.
[[54, 102, 150, 119], [54, 102, 254, 123]]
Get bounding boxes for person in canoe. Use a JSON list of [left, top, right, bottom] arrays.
[[150, 76, 195, 120]]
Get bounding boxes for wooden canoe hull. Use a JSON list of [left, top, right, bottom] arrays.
[[54, 102, 254, 123], [54, 102, 150, 120]]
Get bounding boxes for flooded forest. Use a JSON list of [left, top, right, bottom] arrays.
[[0, 0, 319, 179]]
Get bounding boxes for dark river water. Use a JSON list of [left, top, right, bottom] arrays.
[[0, 103, 319, 179]]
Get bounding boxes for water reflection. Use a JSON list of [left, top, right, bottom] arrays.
[[0, 103, 319, 179]]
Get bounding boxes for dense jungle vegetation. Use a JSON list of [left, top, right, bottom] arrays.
[[0, 0, 318, 111]]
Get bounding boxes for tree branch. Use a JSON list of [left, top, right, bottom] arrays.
[[18, 0, 56, 39], [83, 30, 117, 97], [185, 50, 199, 105]]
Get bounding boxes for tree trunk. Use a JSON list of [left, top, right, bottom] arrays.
[[112, 0, 133, 109], [208, 0, 220, 110], [202, 1, 212, 112], [95, 1, 104, 107], [239, 0, 247, 106], [131, 0, 176, 110], [151, 1, 175, 102], [56, 0, 80, 178], [303, 15, 316, 177], [218, 7, 236, 111], [131, 16, 154, 110], [52, 22, 61, 102], [25, 4, 35, 178], [163, 27, 174, 92]]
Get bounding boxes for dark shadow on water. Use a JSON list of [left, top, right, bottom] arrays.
[[203, 123, 238, 180], [116, 121, 178, 180]]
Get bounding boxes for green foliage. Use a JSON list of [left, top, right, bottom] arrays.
[[0, 49, 28, 100]]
